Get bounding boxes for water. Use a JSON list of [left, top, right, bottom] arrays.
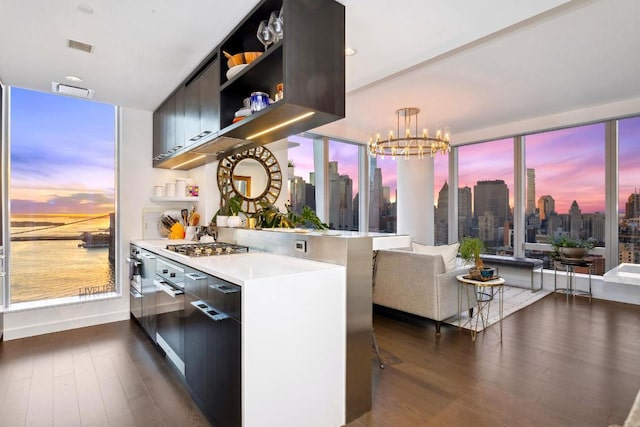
[[9, 214, 115, 303]]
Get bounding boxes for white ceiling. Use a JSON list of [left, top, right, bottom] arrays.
[[1, 0, 639, 145]]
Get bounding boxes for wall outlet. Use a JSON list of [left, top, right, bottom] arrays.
[[295, 240, 307, 253]]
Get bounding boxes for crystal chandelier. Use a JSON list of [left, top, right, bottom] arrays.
[[368, 107, 450, 159]]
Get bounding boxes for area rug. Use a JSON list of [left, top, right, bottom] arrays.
[[444, 285, 551, 333]]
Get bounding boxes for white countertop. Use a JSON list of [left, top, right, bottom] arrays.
[[131, 239, 343, 285]]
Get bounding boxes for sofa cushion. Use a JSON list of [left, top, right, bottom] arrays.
[[411, 242, 460, 272]]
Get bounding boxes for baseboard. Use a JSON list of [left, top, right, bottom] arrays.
[[3, 309, 130, 341]]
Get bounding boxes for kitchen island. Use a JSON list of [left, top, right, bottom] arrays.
[[132, 239, 347, 427]]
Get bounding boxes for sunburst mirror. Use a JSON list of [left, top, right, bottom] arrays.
[[217, 146, 283, 214]]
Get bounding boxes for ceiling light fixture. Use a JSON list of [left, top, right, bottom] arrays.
[[345, 47, 357, 56], [368, 107, 450, 160], [65, 75, 83, 82]]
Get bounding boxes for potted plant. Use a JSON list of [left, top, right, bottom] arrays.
[[459, 237, 495, 280], [252, 201, 328, 230], [213, 193, 243, 227], [550, 234, 595, 260]]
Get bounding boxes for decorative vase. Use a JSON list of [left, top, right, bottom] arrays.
[[216, 215, 228, 227], [480, 267, 496, 279], [227, 215, 242, 228], [560, 247, 586, 259]]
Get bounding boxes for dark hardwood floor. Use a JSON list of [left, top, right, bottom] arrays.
[[350, 294, 640, 427], [0, 319, 209, 427], [0, 294, 638, 426]]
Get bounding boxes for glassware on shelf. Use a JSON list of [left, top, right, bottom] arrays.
[[257, 20, 274, 50], [268, 10, 283, 43]]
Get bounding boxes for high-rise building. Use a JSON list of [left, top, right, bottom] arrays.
[[474, 180, 510, 226], [626, 192, 640, 219], [526, 168, 536, 215], [569, 200, 583, 239], [458, 186, 472, 238], [369, 166, 383, 231], [328, 161, 354, 230], [435, 181, 449, 245], [537, 195, 555, 220], [478, 211, 497, 243]]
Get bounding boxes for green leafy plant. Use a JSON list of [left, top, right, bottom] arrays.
[[550, 234, 595, 259], [252, 202, 328, 230], [213, 193, 243, 222], [550, 234, 595, 249], [459, 237, 486, 269], [287, 159, 296, 168]]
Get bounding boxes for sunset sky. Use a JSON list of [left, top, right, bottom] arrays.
[[12, 85, 636, 217], [291, 116, 640, 215], [10, 87, 115, 215]]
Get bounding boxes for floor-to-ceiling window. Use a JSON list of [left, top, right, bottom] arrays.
[[618, 116, 640, 265], [524, 123, 606, 272], [457, 139, 514, 253], [9, 87, 116, 304]]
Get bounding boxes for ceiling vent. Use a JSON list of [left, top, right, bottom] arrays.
[[67, 39, 93, 53], [51, 81, 95, 99]]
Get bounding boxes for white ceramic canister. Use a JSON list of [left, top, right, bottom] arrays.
[[176, 178, 187, 197], [153, 185, 164, 197], [165, 182, 176, 197]]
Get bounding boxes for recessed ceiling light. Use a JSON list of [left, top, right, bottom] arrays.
[[78, 4, 94, 14], [345, 47, 357, 56], [65, 75, 83, 82]]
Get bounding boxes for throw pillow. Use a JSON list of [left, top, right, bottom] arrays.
[[412, 242, 460, 272]]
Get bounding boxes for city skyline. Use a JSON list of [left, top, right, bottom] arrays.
[[292, 117, 640, 215]]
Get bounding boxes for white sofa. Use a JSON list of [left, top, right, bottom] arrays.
[[372, 248, 476, 336]]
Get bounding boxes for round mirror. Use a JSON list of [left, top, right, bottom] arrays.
[[217, 146, 282, 214], [232, 159, 268, 199]]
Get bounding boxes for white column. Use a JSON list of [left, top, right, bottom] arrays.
[[397, 158, 434, 244]]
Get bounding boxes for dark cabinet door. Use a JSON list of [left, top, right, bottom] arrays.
[[184, 292, 209, 408], [207, 317, 241, 427], [174, 86, 185, 151], [163, 96, 176, 154], [152, 106, 164, 159], [184, 77, 201, 146], [198, 58, 220, 136]]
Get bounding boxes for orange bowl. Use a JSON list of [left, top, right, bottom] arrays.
[[226, 51, 263, 69]]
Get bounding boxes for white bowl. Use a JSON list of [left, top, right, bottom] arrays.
[[226, 64, 248, 80]]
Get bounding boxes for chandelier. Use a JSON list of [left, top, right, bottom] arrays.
[[368, 107, 450, 159]]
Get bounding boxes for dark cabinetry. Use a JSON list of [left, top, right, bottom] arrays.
[[184, 57, 220, 146], [152, 91, 184, 162], [184, 271, 241, 427], [153, 0, 344, 170]]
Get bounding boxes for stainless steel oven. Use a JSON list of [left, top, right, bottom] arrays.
[[154, 257, 186, 376], [128, 245, 156, 330]]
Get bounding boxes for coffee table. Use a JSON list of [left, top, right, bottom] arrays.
[[456, 274, 505, 342]]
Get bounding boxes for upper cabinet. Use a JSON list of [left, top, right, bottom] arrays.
[[153, 0, 345, 170]]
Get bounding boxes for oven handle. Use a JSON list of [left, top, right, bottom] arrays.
[[190, 300, 230, 322], [154, 279, 184, 297]]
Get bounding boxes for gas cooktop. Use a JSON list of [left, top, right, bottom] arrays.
[[165, 242, 249, 257]]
